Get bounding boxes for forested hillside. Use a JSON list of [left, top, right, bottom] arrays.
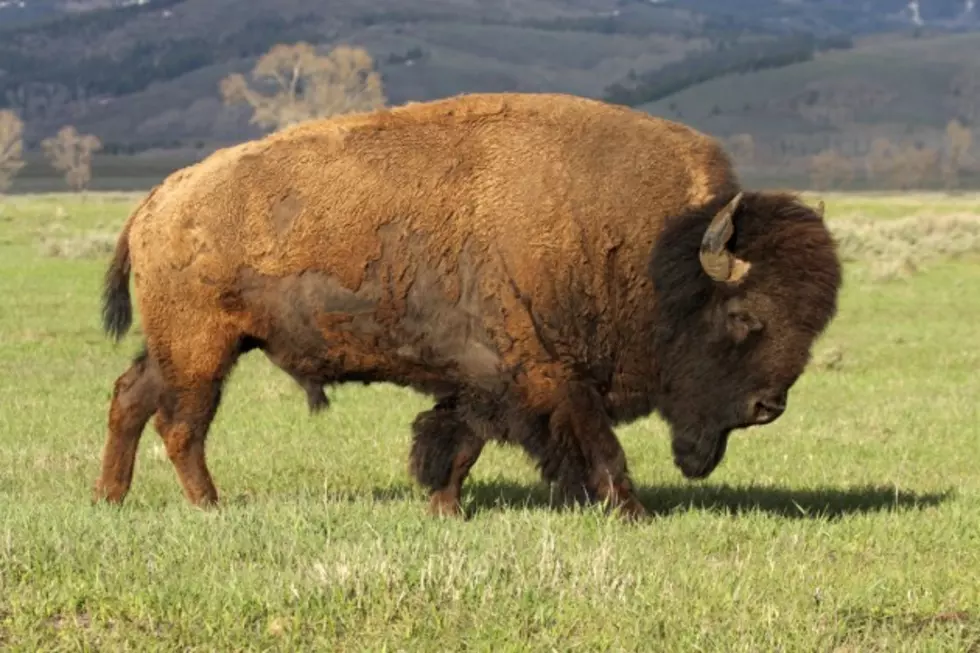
[[1, 0, 978, 190]]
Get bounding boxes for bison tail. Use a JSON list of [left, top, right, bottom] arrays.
[[101, 216, 135, 342]]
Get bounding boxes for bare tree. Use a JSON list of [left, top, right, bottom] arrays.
[[0, 110, 26, 194], [808, 148, 855, 191], [889, 143, 939, 190], [941, 119, 974, 189], [220, 42, 386, 132], [727, 133, 756, 169], [41, 125, 103, 193], [864, 137, 895, 186], [947, 69, 980, 126]]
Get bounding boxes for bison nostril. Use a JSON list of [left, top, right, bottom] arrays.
[[752, 394, 786, 424], [764, 396, 786, 412]]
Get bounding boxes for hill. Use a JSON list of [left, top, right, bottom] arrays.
[[638, 30, 980, 186], [2, 0, 980, 191], [3, 0, 978, 150], [1, 0, 713, 149], [677, 0, 978, 34], [4, 0, 977, 36]]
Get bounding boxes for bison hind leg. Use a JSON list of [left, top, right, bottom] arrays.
[[94, 344, 164, 505]]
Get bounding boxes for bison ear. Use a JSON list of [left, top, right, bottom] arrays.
[[724, 297, 763, 344]]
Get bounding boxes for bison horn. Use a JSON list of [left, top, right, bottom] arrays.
[[699, 191, 751, 283]]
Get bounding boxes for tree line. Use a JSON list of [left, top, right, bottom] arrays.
[[0, 115, 103, 194], [602, 33, 853, 107], [806, 121, 975, 191]]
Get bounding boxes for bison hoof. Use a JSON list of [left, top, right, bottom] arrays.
[[613, 496, 649, 521], [598, 483, 649, 521], [91, 482, 127, 506], [428, 491, 465, 518], [188, 494, 220, 510]]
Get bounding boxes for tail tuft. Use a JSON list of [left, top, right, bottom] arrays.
[[101, 264, 132, 341], [101, 227, 134, 342]]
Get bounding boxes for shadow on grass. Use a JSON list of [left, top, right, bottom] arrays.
[[834, 607, 980, 643], [460, 480, 953, 520], [210, 480, 950, 521]]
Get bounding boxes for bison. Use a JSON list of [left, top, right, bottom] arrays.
[[93, 92, 842, 519]]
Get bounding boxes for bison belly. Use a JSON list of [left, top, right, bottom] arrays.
[[231, 258, 507, 398]]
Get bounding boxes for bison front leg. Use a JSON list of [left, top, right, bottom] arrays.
[[409, 397, 485, 518], [93, 348, 163, 504], [534, 382, 647, 520]]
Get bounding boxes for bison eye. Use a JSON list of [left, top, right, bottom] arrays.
[[726, 304, 763, 344]]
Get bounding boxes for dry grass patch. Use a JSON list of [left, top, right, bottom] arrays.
[[829, 212, 980, 282], [38, 228, 117, 259], [36, 216, 117, 260]]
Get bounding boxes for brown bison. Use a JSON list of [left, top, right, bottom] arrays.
[[93, 92, 842, 519]]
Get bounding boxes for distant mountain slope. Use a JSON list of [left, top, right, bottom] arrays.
[[676, 0, 978, 34], [4, 0, 976, 34], [0, 0, 140, 28], [640, 30, 980, 183], [1, 0, 978, 157], [0, 0, 709, 147]]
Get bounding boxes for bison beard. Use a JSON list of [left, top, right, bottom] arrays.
[[672, 428, 730, 480], [91, 92, 842, 520]]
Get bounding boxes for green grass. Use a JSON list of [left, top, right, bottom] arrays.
[[1, 192, 979, 651], [813, 191, 980, 221]]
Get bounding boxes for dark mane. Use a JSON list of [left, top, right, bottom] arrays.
[[648, 190, 842, 339], [647, 193, 732, 341], [734, 191, 843, 335]]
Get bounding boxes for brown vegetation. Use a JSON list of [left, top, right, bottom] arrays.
[[830, 212, 980, 282], [39, 227, 117, 259], [863, 137, 896, 186], [727, 133, 756, 169], [942, 119, 974, 189], [41, 126, 103, 192], [888, 143, 941, 191], [0, 110, 25, 194], [947, 69, 980, 127], [809, 148, 855, 191], [220, 43, 386, 132], [801, 120, 975, 191]]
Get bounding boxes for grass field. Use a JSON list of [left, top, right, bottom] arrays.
[[1, 192, 979, 650]]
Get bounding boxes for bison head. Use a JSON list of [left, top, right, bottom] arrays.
[[649, 190, 842, 480]]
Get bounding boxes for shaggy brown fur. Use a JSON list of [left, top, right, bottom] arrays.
[[94, 92, 842, 518]]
